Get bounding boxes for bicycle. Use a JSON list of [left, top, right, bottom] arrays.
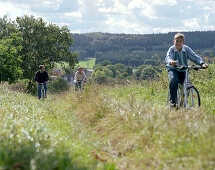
[[75, 80, 84, 92], [38, 83, 47, 100], [167, 65, 204, 109]]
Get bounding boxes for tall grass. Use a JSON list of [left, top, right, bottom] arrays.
[[0, 83, 114, 170], [0, 64, 215, 169]]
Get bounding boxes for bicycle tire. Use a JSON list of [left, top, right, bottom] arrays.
[[44, 89, 46, 99], [41, 89, 44, 100], [41, 89, 45, 100], [185, 86, 200, 108]]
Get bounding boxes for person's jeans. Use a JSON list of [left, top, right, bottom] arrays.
[[38, 84, 47, 99], [167, 68, 186, 104]]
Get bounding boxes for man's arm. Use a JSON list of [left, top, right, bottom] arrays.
[[74, 72, 78, 81], [35, 72, 38, 83], [187, 46, 204, 66], [45, 71, 49, 83], [165, 47, 176, 66]]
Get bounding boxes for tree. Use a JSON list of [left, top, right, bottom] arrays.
[[141, 66, 156, 80], [134, 64, 162, 80], [99, 60, 111, 66], [0, 16, 17, 39], [0, 33, 23, 83], [91, 62, 132, 84], [16, 15, 78, 80], [91, 70, 109, 84]]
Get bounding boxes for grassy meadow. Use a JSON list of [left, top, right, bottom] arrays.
[[56, 58, 96, 69], [77, 58, 96, 69], [0, 66, 215, 169]]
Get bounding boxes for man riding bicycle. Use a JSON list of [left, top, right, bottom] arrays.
[[166, 33, 208, 108], [35, 65, 49, 100], [74, 67, 87, 91]]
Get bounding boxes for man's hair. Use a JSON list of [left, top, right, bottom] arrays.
[[174, 33, 185, 41], [78, 67, 83, 70], [39, 65, 44, 70]]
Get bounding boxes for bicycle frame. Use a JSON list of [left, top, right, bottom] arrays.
[[168, 65, 202, 109], [179, 69, 192, 108]]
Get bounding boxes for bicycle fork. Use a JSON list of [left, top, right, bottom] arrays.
[[184, 84, 188, 109]]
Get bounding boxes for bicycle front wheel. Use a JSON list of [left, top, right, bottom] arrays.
[[41, 89, 45, 100], [185, 86, 200, 108]]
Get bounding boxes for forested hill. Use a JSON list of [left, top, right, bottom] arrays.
[[70, 31, 215, 67]]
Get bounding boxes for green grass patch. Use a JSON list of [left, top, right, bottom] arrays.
[[77, 58, 96, 69], [55, 58, 96, 69]]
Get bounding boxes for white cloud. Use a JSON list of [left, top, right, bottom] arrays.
[[0, 2, 30, 20], [64, 11, 82, 18], [105, 17, 151, 34], [183, 18, 200, 30], [0, 0, 215, 33]]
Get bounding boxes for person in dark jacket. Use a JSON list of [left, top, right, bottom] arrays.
[[35, 65, 49, 99]]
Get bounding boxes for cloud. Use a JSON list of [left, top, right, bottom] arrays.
[[0, 0, 215, 33], [183, 18, 200, 30], [64, 11, 82, 18]]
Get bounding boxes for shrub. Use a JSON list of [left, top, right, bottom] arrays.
[[91, 70, 109, 84], [48, 77, 69, 93], [9, 79, 37, 95]]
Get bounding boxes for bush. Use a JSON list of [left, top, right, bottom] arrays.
[[91, 70, 109, 84], [48, 77, 69, 93], [9, 79, 37, 95]]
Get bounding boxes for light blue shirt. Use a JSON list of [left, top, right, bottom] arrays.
[[165, 45, 204, 72]]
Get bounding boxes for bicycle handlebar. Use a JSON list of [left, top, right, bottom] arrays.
[[38, 83, 46, 85], [76, 80, 86, 83], [174, 65, 204, 70]]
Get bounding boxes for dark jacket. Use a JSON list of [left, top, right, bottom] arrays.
[[35, 70, 49, 83]]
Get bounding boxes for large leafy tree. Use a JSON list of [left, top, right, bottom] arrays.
[[0, 16, 23, 83], [0, 33, 23, 83], [16, 15, 78, 79], [0, 16, 17, 39]]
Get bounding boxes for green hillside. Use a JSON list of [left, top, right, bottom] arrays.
[[71, 31, 215, 67]]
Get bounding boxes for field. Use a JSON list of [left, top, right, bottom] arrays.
[[77, 58, 96, 69], [56, 58, 96, 69], [0, 67, 215, 169]]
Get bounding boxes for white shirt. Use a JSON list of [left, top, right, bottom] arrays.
[[75, 71, 87, 81]]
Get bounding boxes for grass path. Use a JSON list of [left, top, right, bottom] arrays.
[[0, 84, 114, 170], [0, 80, 215, 169]]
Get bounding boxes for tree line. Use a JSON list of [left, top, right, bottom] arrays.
[[89, 60, 165, 84], [70, 32, 215, 67]]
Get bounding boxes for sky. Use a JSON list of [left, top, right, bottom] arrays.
[[0, 0, 215, 34]]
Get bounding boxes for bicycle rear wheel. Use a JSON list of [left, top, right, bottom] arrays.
[[185, 86, 200, 108], [41, 89, 44, 100]]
